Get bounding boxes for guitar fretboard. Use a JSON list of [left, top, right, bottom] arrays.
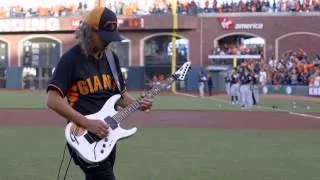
[[112, 75, 176, 123]]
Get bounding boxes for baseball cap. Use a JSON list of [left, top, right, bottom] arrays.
[[84, 7, 124, 42]]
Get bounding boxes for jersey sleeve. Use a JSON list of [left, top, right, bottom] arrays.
[[112, 51, 127, 94], [46, 56, 74, 97]]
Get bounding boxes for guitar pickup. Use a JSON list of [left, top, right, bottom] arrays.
[[84, 132, 101, 144], [104, 117, 118, 129]]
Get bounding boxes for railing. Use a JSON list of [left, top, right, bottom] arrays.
[[199, 11, 320, 17], [208, 55, 262, 59], [208, 54, 262, 66]]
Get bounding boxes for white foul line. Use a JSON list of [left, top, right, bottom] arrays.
[[175, 92, 198, 98], [289, 112, 320, 119], [174, 92, 320, 120]]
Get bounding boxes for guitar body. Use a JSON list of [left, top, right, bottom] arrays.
[[65, 94, 137, 163]]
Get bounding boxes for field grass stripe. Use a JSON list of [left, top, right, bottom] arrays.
[[175, 92, 320, 120]]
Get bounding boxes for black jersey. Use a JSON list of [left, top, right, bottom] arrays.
[[46, 45, 126, 116], [240, 73, 248, 84], [240, 73, 254, 84], [252, 74, 259, 85], [230, 73, 239, 84], [224, 75, 230, 83]]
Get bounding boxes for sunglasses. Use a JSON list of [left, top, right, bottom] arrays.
[[103, 21, 117, 32]]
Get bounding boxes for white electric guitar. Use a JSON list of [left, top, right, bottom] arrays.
[[65, 61, 191, 163]]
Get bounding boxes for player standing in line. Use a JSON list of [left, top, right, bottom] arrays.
[[207, 73, 213, 96], [239, 67, 246, 107], [251, 72, 260, 105], [229, 68, 240, 104], [239, 67, 254, 108], [224, 72, 231, 96]]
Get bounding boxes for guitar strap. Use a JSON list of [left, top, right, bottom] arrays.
[[105, 48, 122, 93]]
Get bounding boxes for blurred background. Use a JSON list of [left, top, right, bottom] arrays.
[[0, 0, 319, 97]]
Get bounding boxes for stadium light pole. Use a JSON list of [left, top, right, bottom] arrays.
[[171, 0, 177, 93]]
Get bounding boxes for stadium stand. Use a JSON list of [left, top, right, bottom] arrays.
[[234, 49, 320, 86], [0, 0, 319, 18]]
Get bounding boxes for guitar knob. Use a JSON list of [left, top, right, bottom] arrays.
[[103, 144, 106, 148], [101, 150, 104, 154], [104, 138, 108, 142]]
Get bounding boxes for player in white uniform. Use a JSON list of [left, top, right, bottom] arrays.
[[229, 68, 240, 104]]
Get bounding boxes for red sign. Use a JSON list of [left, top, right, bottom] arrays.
[[69, 17, 144, 30], [217, 17, 263, 30], [70, 18, 82, 29], [118, 18, 144, 29]]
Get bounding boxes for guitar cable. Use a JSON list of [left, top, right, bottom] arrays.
[[56, 143, 67, 180], [57, 123, 80, 180], [63, 155, 72, 180], [56, 143, 72, 180]]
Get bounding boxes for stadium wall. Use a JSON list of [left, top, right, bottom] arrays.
[[0, 13, 319, 91], [261, 85, 320, 97]]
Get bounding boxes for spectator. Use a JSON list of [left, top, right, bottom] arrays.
[[229, 48, 319, 86], [0, 0, 319, 18]]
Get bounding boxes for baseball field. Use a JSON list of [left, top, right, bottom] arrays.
[[0, 90, 320, 180]]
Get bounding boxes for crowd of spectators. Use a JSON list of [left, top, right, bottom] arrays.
[[266, 50, 320, 86], [0, 2, 88, 18], [238, 49, 320, 86], [1, 0, 320, 18], [212, 44, 264, 56]]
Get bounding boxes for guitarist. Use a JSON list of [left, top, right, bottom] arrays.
[[46, 7, 153, 180]]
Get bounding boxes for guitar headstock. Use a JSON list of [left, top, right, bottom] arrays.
[[173, 61, 191, 81]]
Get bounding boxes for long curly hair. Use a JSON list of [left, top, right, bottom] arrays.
[[74, 22, 95, 57]]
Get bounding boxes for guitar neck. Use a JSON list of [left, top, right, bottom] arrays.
[[112, 75, 177, 123]]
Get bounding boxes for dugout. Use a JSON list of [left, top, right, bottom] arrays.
[[0, 39, 8, 88], [20, 36, 61, 89]]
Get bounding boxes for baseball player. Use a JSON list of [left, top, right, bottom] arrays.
[[229, 68, 240, 104], [224, 72, 231, 96], [46, 7, 153, 180], [251, 72, 260, 105], [239, 67, 253, 108], [198, 71, 207, 97]]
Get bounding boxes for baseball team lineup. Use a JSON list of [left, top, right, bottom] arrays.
[[225, 66, 260, 108]]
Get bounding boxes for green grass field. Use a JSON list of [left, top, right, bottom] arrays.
[[1, 127, 320, 180], [0, 90, 320, 180], [0, 90, 319, 113]]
